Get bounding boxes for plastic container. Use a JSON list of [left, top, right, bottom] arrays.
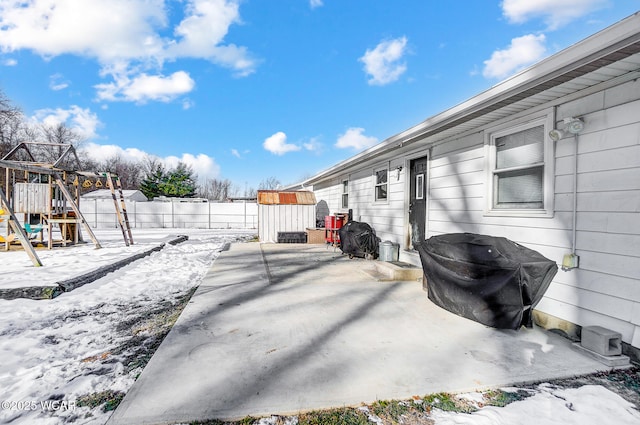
[[379, 240, 399, 262]]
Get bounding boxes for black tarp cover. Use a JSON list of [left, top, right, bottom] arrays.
[[417, 233, 558, 330]]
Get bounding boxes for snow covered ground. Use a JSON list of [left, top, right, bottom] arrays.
[[0, 228, 255, 424], [0, 228, 638, 425]]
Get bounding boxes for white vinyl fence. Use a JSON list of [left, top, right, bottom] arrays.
[[79, 200, 258, 229]]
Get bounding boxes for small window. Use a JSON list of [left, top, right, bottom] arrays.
[[341, 179, 349, 208], [486, 115, 554, 216], [415, 174, 424, 200], [374, 168, 388, 201]]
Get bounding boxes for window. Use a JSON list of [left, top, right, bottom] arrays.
[[374, 168, 388, 201], [341, 179, 349, 208], [415, 174, 424, 200], [486, 115, 554, 216]]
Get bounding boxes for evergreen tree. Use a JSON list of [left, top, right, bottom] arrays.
[[158, 162, 197, 198], [139, 163, 167, 200]]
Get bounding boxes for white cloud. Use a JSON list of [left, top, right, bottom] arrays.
[[303, 137, 324, 154], [163, 152, 221, 181], [3, 58, 17, 66], [483, 34, 547, 79], [80, 142, 221, 181], [182, 99, 195, 110], [501, 0, 609, 30], [32, 106, 102, 140], [263, 132, 301, 155], [95, 71, 195, 103], [166, 0, 257, 77], [0, 0, 256, 102], [335, 127, 378, 150], [359, 36, 408, 86], [0, 0, 167, 61], [310, 0, 324, 9], [49, 73, 69, 91]]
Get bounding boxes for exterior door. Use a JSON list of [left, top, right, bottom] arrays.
[[409, 156, 428, 250]]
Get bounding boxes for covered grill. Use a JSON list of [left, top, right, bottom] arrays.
[[417, 233, 558, 330]]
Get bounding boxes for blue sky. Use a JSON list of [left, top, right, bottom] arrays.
[[1, 1, 638, 192]]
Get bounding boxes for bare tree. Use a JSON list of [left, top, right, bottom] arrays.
[[199, 178, 235, 201], [258, 176, 281, 190], [0, 90, 23, 158], [99, 154, 144, 190]]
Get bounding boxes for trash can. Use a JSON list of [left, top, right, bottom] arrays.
[[379, 240, 399, 262]]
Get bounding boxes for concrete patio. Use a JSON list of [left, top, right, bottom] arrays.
[[107, 242, 611, 425]]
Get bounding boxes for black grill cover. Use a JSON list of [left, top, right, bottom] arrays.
[[417, 233, 558, 330]]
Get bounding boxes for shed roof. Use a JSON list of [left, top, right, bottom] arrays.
[[257, 190, 316, 205], [298, 12, 640, 186]]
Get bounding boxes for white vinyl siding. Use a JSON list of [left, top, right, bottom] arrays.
[[310, 78, 640, 348]]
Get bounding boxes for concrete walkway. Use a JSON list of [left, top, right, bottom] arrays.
[[108, 242, 610, 425]]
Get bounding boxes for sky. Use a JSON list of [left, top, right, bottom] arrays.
[[0, 1, 639, 191]]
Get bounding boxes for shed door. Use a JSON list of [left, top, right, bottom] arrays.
[[409, 156, 428, 250]]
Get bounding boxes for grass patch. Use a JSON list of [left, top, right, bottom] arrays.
[[482, 389, 533, 407], [370, 399, 410, 421], [299, 408, 369, 425], [77, 390, 125, 412], [418, 392, 476, 414]]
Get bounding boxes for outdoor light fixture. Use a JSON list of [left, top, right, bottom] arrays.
[[549, 117, 584, 141], [548, 128, 565, 141], [395, 165, 403, 180], [565, 117, 584, 134]]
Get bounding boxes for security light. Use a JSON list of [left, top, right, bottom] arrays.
[[548, 128, 565, 141], [549, 117, 584, 141], [565, 117, 584, 134]]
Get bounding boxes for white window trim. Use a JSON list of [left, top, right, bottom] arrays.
[[484, 113, 555, 218], [373, 166, 389, 203], [415, 174, 425, 200], [341, 179, 349, 208]]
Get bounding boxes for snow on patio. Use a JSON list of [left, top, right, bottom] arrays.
[[0, 228, 637, 425]]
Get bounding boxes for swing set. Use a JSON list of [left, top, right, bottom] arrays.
[[0, 142, 134, 266]]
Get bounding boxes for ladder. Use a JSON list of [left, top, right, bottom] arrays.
[[0, 187, 43, 266], [105, 173, 134, 246]]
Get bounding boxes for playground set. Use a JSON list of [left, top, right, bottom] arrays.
[[0, 142, 134, 266]]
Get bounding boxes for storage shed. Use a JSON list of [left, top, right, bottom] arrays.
[[257, 190, 316, 243]]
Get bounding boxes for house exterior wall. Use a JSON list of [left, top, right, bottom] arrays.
[[311, 78, 640, 348]]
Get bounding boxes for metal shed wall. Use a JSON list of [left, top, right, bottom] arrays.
[[257, 191, 316, 243]]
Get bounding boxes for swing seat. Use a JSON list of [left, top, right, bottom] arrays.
[[0, 233, 17, 243], [24, 223, 44, 238]]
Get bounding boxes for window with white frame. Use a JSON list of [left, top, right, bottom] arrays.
[[374, 168, 388, 201], [341, 179, 349, 208], [486, 116, 554, 216]]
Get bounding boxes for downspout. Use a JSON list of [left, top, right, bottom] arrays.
[[561, 128, 581, 271], [571, 133, 578, 256], [426, 146, 432, 240]]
